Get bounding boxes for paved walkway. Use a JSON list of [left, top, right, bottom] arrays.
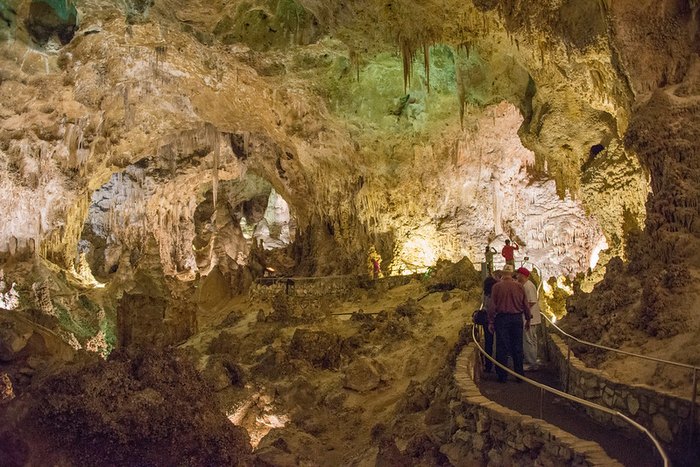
[[477, 365, 662, 467]]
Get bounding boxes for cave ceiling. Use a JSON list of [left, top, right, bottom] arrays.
[[0, 0, 698, 281]]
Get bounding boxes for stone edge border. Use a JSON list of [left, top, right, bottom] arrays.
[[546, 331, 699, 452], [444, 342, 621, 466]]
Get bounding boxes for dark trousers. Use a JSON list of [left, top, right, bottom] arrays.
[[494, 313, 524, 382], [482, 325, 494, 371]]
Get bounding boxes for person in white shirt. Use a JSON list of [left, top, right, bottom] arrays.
[[516, 267, 541, 370]]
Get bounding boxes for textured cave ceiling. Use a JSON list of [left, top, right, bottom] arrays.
[[0, 0, 698, 284], [1, 1, 700, 465]]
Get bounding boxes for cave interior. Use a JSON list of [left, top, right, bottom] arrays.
[[0, 0, 699, 465]]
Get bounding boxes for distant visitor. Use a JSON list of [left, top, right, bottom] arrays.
[[501, 239, 519, 267], [367, 246, 383, 279], [484, 245, 497, 275]]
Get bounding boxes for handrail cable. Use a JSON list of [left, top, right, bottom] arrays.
[[490, 257, 699, 370], [470, 325, 670, 467], [544, 311, 700, 371], [487, 257, 699, 444]]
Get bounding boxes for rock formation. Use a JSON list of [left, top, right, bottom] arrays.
[[0, 0, 699, 464]]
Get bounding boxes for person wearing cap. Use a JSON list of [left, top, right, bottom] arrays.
[[517, 267, 542, 371], [501, 239, 519, 268], [488, 264, 531, 383]]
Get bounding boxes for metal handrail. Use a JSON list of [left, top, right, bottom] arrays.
[[543, 311, 700, 371], [470, 325, 669, 467], [543, 308, 700, 445], [255, 273, 361, 282], [491, 256, 699, 368], [486, 257, 699, 444]]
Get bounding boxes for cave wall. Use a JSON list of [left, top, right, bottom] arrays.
[[0, 0, 697, 290]]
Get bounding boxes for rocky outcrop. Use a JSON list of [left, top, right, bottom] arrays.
[[289, 328, 342, 369], [547, 333, 699, 465], [342, 356, 383, 392], [3, 348, 253, 466]]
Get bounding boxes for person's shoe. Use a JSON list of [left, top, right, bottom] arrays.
[[496, 378, 507, 384], [524, 364, 538, 372]]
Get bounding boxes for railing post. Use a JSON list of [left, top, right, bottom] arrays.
[[565, 343, 572, 393], [539, 387, 544, 419], [691, 368, 698, 445]]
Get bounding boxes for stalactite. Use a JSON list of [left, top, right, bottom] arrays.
[[153, 43, 167, 80], [399, 36, 433, 94], [349, 48, 361, 82], [123, 82, 131, 129], [209, 124, 220, 211], [423, 44, 430, 93], [456, 64, 465, 127], [400, 39, 414, 93]]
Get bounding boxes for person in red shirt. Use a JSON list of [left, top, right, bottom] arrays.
[[488, 265, 531, 383], [501, 239, 519, 267]]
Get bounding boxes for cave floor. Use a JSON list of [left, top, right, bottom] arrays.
[[185, 279, 475, 464]]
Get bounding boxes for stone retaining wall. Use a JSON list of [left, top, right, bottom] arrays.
[[546, 332, 699, 462], [441, 343, 621, 466], [249, 274, 415, 302]]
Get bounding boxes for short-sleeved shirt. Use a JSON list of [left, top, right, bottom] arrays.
[[523, 280, 541, 325], [488, 278, 531, 325], [501, 245, 517, 261]]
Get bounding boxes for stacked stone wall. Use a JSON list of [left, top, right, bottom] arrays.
[[441, 343, 621, 466], [249, 274, 415, 302], [546, 332, 699, 462]]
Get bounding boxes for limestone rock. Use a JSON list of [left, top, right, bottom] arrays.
[[343, 357, 381, 392], [426, 257, 481, 292], [289, 329, 341, 369], [399, 380, 431, 413], [254, 446, 297, 467], [258, 429, 326, 466], [424, 400, 450, 425], [252, 346, 288, 380], [0, 324, 32, 362], [201, 355, 245, 391]]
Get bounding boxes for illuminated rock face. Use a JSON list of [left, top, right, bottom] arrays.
[[1, 1, 699, 464], [0, 0, 695, 289]]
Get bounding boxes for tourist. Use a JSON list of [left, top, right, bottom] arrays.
[[501, 239, 519, 268], [484, 245, 497, 275], [367, 246, 383, 279], [517, 267, 542, 371], [481, 276, 499, 372], [488, 264, 531, 382]]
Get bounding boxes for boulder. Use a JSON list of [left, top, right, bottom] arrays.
[[343, 357, 381, 392], [258, 428, 325, 466], [255, 446, 297, 467], [0, 323, 32, 362], [289, 329, 341, 369], [426, 257, 480, 292]]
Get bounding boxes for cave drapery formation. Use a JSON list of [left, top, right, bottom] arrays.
[[1, 0, 699, 464]]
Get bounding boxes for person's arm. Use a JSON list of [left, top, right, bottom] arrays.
[[514, 242, 520, 250], [520, 285, 532, 321]]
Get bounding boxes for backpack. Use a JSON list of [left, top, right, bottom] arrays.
[[472, 309, 488, 326]]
